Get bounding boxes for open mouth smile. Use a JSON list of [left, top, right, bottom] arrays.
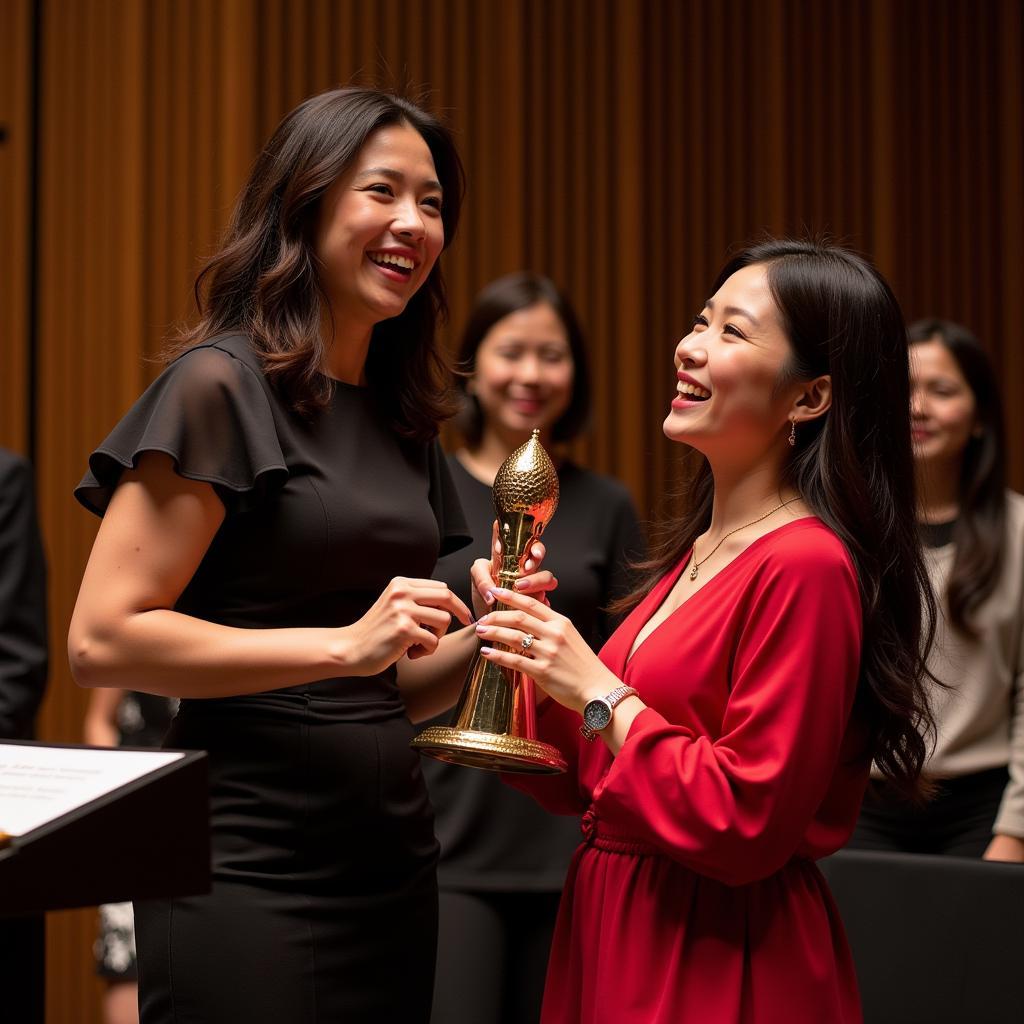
[[676, 381, 711, 400], [367, 251, 417, 279]]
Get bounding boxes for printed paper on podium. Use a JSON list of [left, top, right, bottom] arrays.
[[0, 742, 185, 839]]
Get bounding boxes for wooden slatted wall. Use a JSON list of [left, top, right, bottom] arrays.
[[1, 1, 1021, 1019]]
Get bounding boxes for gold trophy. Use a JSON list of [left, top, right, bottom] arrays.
[[411, 429, 567, 774]]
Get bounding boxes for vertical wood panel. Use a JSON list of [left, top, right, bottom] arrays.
[[25, 2, 1024, 1020], [0, 0, 33, 454]]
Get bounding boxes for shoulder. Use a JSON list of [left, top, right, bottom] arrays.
[[750, 519, 857, 591], [166, 333, 267, 387]]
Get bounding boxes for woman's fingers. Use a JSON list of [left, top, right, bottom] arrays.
[[485, 586, 556, 620], [414, 605, 454, 636], [477, 644, 535, 674], [474, 621, 542, 653], [405, 624, 444, 660], [513, 569, 557, 595], [522, 540, 546, 573], [407, 578, 472, 626]]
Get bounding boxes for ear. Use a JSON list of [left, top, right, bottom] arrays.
[[790, 374, 832, 424]]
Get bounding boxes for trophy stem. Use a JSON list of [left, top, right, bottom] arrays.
[[410, 430, 567, 774]]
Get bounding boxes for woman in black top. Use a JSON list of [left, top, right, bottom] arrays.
[[423, 273, 644, 1024], [69, 90, 554, 1024]]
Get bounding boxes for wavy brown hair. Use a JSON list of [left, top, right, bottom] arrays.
[[172, 87, 465, 440], [909, 319, 1008, 636], [621, 240, 937, 803]]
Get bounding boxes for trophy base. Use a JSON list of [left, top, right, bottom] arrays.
[[411, 726, 567, 774]]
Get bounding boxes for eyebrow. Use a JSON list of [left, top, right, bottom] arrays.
[[355, 166, 443, 193], [704, 298, 760, 329]]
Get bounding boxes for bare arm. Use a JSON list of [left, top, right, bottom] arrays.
[[398, 625, 478, 723], [68, 453, 470, 698]]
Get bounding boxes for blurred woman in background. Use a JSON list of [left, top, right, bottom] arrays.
[[850, 318, 1024, 860], [424, 273, 644, 1024]]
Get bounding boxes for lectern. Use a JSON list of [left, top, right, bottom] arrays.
[[0, 741, 210, 1023]]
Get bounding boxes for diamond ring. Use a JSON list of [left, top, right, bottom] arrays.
[[521, 633, 535, 651]]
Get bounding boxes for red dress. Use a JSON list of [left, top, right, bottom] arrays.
[[508, 519, 869, 1023]]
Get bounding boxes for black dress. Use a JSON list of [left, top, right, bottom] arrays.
[[75, 334, 470, 1024]]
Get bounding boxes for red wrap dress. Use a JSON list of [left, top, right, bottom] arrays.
[[508, 518, 869, 1023]]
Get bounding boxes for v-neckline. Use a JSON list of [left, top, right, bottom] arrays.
[[622, 517, 819, 670]]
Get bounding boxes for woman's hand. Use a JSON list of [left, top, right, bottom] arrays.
[[983, 833, 1024, 863], [338, 577, 473, 677], [473, 586, 620, 714], [468, 521, 558, 620]]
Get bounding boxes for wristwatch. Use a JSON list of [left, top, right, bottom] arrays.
[[580, 685, 639, 740]]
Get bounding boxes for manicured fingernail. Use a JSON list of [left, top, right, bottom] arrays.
[[475, 624, 490, 635], [494, 540, 502, 554], [490, 587, 510, 597], [523, 559, 535, 571], [480, 646, 494, 656], [484, 591, 495, 605], [531, 544, 542, 557], [514, 578, 531, 590]]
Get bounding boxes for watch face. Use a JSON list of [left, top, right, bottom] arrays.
[[582, 699, 612, 733]]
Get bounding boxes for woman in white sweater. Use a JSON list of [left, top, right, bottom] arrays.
[[850, 318, 1024, 861]]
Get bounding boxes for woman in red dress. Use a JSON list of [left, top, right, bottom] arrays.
[[472, 240, 935, 1023]]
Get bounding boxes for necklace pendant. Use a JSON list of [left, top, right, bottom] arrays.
[[689, 564, 699, 581]]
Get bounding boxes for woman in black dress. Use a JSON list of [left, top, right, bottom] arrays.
[[69, 88, 554, 1024], [424, 274, 645, 1024]]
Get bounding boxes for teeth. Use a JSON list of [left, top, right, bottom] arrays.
[[369, 252, 415, 270], [677, 381, 711, 399]]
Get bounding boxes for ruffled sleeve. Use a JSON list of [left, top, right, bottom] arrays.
[[427, 439, 472, 557], [74, 343, 288, 517]]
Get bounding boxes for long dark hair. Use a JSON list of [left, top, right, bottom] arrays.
[[454, 272, 591, 445], [624, 240, 936, 802], [173, 87, 465, 440], [909, 318, 1007, 635]]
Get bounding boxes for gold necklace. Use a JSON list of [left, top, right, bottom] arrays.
[[689, 498, 800, 581]]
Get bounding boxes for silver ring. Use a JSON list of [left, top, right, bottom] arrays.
[[521, 633, 535, 651]]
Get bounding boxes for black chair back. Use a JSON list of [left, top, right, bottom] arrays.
[[820, 850, 1024, 1024]]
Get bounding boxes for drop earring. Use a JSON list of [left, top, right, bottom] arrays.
[[788, 420, 796, 447]]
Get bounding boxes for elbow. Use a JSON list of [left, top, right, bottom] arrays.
[[67, 616, 117, 689]]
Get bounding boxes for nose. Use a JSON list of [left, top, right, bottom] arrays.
[[392, 195, 426, 241], [910, 388, 928, 419], [674, 331, 706, 369], [516, 354, 542, 384]]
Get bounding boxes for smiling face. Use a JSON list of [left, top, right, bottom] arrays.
[[909, 339, 978, 468], [312, 122, 445, 330], [470, 301, 575, 443], [663, 263, 801, 460]]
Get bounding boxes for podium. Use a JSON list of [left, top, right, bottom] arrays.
[[0, 741, 211, 1022]]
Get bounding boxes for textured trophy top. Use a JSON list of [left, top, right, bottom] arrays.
[[492, 429, 560, 523]]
